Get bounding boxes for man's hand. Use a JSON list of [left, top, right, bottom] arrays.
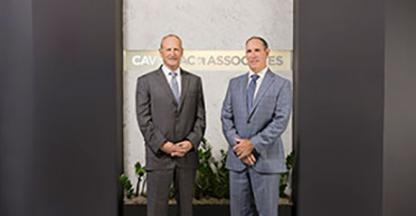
[[233, 138, 254, 159], [171, 140, 193, 157], [160, 141, 176, 155], [241, 153, 257, 165]]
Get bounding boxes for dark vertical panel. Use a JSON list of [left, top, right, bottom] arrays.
[[29, 0, 122, 215], [384, 0, 416, 215], [294, 0, 384, 215], [0, 1, 35, 216], [115, 0, 125, 214], [1, 0, 122, 215]]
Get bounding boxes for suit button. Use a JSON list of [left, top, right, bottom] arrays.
[[247, 120, 250, 124]]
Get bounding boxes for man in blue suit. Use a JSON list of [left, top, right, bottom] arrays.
[[221, 36, 292, 216]]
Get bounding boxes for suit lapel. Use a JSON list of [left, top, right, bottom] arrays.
[[155, 68, 178, 107], [178, 69, 189, 111], [248, 70, 275, 119], [239, 73, 250, 116]]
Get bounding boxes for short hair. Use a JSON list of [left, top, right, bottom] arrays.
[[245, 36, 269, 49], [160, 34, 183, 49]]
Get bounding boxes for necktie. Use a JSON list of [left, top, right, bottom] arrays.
[[169, 72, 180, 103], [247, 74, 259, 111]]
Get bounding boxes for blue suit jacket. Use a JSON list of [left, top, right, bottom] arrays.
[[221, 69, 292, 173]]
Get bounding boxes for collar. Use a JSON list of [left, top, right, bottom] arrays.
[[161, 65, 181, 77], [248, 67, 268, 79]]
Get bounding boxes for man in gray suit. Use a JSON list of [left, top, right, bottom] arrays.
[[221, 36, 292, 216], [136, 34, 206, 216]]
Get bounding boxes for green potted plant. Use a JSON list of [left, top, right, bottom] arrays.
[[121, 138, 294, 215]]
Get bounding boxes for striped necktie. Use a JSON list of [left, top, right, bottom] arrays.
[[247, 74, 259, 111], [169, 72, 180, 103]]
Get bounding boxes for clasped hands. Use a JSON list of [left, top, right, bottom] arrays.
[[233, 138, 256, 165], [161, 140, 193, 157]]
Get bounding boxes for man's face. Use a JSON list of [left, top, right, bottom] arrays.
[[159, 36, 183, 71], [245, 39, 270, 73]]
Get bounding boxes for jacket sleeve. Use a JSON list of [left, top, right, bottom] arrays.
[[136, 77, 167, 154], [186, 77, 206, 149], [221, 80, 239, 147]]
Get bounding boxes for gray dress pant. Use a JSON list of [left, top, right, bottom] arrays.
[[230, 167, 280, 216], [146, 167, 196, 216]]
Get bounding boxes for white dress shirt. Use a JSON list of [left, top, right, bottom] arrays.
[[161, 65, 182, 95], [247, 67, 268, 99]]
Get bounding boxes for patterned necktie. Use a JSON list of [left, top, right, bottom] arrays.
[[169, 72, 180, 103], [247, 74, 259, 111]]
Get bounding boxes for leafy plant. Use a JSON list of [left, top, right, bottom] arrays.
[[134, 161, 146, 196], [279, 151, 295, 198], [194, 138, 229, 199], [120, 138, 295, 201], [195, 138, 295, 200], [119, 174, 134, 199]]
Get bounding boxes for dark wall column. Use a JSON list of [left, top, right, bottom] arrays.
[[0, 0, 35, 215], [30, 0, 122, 215], [294, 0, 385, 215], [1, 0, 123, 215], [383, 0, 416, 215]]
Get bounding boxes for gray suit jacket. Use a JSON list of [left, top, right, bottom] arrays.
[[136, 67, 206, 170], [221, 69, 292, 173]]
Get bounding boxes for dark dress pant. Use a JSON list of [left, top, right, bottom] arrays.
[[147, 166, 196, 216]]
